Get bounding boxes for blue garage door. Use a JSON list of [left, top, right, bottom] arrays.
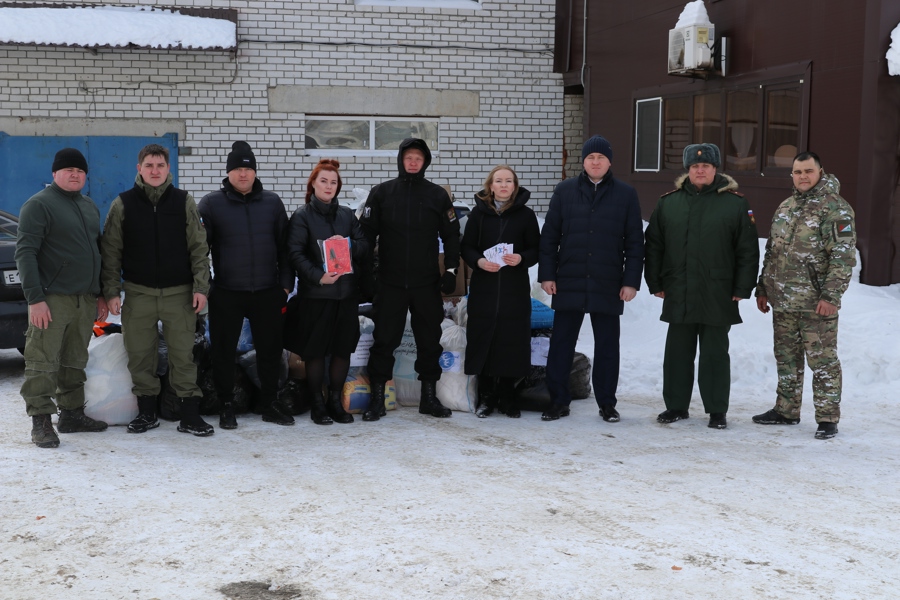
[[0, 133, 179, 225]]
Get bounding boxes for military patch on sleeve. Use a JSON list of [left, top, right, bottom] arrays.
[[363, 206, 371, 219], [446, 208, 457, 222], [836, 221, 853, 238], [747, 209, 755, 225]]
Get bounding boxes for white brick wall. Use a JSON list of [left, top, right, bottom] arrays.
[[0, 0, 563, 214]]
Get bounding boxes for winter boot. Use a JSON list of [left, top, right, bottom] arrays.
[[127, 395, 160, 434], [708, 412, 728, 429], [177, 397, 214, 437], [57, 407, 108, 433], [497, 377, 520, 418], [31, 414, 59, 448], [327, 388, 354, 424], [475, 375, 498, 418], [419, 381, 452, 418], [262, 398, 295, 426], [657, 409, 689, 423], [752, 408, 800, 425], [310, 389, 333, 425], [815, 422, 838, 439], [362, 381, 387, 422], [219, 398, 238, 430]]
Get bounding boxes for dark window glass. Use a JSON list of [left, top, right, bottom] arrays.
[[635, 99, 661, 170], [664, 96, 691, 170], [765, 87, 800, 168], [693, 93, 722, 145], [726, 90, 759, 171]]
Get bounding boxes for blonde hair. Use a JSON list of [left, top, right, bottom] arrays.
[[476, 164, 519, 212]]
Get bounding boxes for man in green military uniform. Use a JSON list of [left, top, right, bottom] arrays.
[[16, 148, 110, 448], [753, 151, 856, 440], [101, 144, 213, 437], [644, 143, 759, 430]]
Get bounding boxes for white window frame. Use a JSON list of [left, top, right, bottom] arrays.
[[305, 116, 440, 157], [634, 97, 662, 172], [355, 0, 481, 9]]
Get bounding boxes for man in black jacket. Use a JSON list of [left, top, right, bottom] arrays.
[[360, 138, 460, 420], [198, 141, 295, 429], [538, 135, 645, 423]]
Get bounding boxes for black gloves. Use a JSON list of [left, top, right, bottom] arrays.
[[441, 269, 458, 295]]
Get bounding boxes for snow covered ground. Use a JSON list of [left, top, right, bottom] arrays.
[[2, 242, 899, 600]]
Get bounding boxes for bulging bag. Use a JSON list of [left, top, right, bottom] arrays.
[[84, 334, 138, 425]]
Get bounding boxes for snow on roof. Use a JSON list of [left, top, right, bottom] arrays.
[[0, 5, 236, 50], [888, 22, 900, 76], [674, 0, 712, 28]]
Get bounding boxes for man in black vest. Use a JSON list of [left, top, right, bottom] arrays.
[[101, 144, 213, 436]]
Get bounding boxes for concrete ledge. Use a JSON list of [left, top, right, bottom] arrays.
[[269, 85, 480, 117], [0, 118, 185, 137]]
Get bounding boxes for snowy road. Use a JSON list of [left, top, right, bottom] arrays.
[[2, 341, 898, 600]]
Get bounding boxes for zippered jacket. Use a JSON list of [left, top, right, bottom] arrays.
[[288, 196, 369, 301], [15, 182, 102, 304], [359, 138, 460, 289], [538, 171, 644, 315], [756, 174, 856, 311], [101, 173, 210, 300], [644, 173, 759, 326], [198, 178, 293, 292]]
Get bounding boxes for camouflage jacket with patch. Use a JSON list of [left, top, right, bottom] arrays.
[[756, 174, 856, 311]]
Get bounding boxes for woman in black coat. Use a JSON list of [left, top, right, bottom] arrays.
[[287, 159, 369, 425], [461, 165, 540, 418]]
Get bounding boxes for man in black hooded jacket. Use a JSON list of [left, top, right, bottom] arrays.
[[360, 138, 460, 420]]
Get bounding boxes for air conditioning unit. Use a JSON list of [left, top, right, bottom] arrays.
[[668, 24, 715, 76]]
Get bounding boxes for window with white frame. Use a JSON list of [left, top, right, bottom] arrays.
[[305, 117, 439, 156], [634, 98, 662, 171]]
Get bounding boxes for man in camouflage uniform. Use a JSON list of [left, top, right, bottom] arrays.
[[753, 151, 856, 440]]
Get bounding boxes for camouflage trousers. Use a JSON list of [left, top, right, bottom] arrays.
[[772, 310, 841, 423]]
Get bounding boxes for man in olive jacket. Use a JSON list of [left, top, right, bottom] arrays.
[[101, 144, 212, 437], [15, 148, 110, 448], [644, 143, 759, 429]]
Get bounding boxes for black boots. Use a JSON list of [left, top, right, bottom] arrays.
[[496, 377, 520, 418], [419, 381, 452, 418], [177, 397, 214, 436], [362, 381, 387, 422], [262, 398, 295, 426], [127, 395, 160, 434], [475, 376, 497, 418], [708, 412, 728, 429], [31, 414, 59, 448], [219, 398, 238, 430], [57, 407, 108, 433], [657, 409, 689, 423], [310, 389, 333, 425], [815, 422, 838, 439], [752, 408, 800, 425], [327, 389, 354, 424]]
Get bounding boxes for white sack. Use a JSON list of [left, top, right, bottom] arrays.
[[84, 334, 138, 425]]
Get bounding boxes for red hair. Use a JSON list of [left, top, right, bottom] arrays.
[[305, 158, 342, 204]]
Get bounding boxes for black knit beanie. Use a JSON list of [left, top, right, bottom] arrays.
[[226, 141, 257, 172], [581, 135, 613, 162], [52, 148, 88, 174]]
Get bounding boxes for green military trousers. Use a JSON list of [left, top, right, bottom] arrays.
[[772, 310, 841, 424], [121, 283, 200, 399], [662, 323, 731, 414], [21, 294, 97, 416]]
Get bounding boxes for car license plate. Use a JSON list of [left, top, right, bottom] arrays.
[[3, 270, 21, 285]]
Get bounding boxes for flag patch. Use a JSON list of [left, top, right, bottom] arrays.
[[747, 209, 755, 225], [836, 221, 853, 238]]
